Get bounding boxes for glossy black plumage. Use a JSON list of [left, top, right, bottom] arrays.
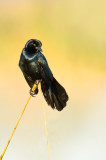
[[19, 39, 68, 111]]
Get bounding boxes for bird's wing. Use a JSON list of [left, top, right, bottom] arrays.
[[37, 56, 53, 85], [37, 56, 55, 108]]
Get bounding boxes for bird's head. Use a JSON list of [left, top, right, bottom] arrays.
[[25, 39, 42, 53]]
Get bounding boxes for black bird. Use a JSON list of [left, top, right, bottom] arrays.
[[19, 39, 68, 111]]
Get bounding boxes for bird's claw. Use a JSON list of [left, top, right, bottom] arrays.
[[29, 89, 36, 97], [30, 80, 41, 97]]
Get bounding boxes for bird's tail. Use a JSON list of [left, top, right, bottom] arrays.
[[41, 77, 69, 111]]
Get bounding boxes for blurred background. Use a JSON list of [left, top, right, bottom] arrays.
[[0, 0, 106, 160]]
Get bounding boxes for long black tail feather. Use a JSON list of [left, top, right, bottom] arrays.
[[41, 77, 69, 111]]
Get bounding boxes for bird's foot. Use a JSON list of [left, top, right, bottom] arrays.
[[30, 87, 39, 97], [30, 80, 41, 97], [30, 89, 36, 97]]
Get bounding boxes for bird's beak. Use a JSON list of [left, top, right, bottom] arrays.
[[36, 47, 43, 52]]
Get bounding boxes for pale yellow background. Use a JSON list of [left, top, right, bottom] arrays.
[[0, 0, 106, 160]]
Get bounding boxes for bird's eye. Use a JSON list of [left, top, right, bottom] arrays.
[[33, 43, 36, 47]]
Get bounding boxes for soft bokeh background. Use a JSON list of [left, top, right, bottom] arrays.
[[0, 0, 106, 160]]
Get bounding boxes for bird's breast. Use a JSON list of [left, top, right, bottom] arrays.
[[28, 61, 39, 72], [26, 61, 41, 80], [21, 51, 41, 80]]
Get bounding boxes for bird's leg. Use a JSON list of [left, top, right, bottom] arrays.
[[30, 80, 41, 97]]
